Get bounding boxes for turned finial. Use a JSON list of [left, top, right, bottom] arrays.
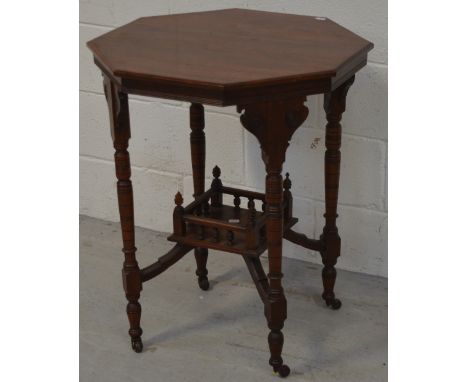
[[210, 165, 223, 207], [174, 191, 183, 206], [283, 172, 291, 191], [212, 165, 221, 179]]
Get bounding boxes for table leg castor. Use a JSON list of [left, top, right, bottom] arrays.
[[131, 338, 143, 353], [195, 247, 210, 291], [325, 297, 342, 310], [273, 364, 291, 378], [198, 277, 210, 291]]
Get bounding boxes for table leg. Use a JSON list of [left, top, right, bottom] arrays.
[[190, 103, 209, 291], [103, 76, 143, 352], [238, 98, 308, 377], [264, 168, 289, 378], [320, 75, 355, 310]]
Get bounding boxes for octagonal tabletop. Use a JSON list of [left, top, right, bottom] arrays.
[[88, 9, 373, 106]]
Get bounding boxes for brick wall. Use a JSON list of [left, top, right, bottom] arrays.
[[79, 0, 388, 277]]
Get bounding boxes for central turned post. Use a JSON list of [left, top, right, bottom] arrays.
[[190, 103, 210, 291]]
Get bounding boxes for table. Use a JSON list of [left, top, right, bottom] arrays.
[[87, 8, 373, 378]]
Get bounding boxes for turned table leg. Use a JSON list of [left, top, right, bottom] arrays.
[[103, 76, 143, 352], [320, 76, 355, 310], [264, 168, 290, 378], [190, 103, 209, 291], [238, 98, 308, 377]]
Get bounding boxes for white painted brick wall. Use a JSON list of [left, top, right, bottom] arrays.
[[79, 1, 388, 277]]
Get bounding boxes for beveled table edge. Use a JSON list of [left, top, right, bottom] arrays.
[[93, 53, 370, 106]]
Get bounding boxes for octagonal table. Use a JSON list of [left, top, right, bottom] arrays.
[[87, 8, 373, 378]]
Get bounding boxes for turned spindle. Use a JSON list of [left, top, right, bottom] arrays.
[[211, 228, 220, 243], [246, 197, 259, 250], [233, 195, 241, 211], [283, 173, 293, 222], [197, 225, 205, 240], [227, 230, 234, 246], [248, 198, 256, 225]]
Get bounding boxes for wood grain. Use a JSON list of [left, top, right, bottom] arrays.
[[88, 9, 373, 105]]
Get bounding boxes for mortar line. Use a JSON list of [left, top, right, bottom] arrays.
[[291, 195, 387, 215], [80, 89, 103, 97], [79, 154, 185, 179], [80, 97, 386, 143], [367, 60, 388, 68], [301, 124, 387, 144], [80, 89, 158, 104], [341, 131, 387, 144], [79, 21, 115, 29]]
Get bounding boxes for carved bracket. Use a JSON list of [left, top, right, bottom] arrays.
[[324, 75, 355, 116], [103, 75, 130, 147], [237, 97, 309, 171]]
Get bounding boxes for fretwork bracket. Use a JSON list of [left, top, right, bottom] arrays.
[[237, 97, 309, 171]]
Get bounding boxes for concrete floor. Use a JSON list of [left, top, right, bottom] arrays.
[[80, 215, 387, 382]]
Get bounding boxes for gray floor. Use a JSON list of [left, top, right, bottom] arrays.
[[80, 215, 387, 382]]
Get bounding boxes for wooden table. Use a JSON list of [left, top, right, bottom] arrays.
[[87, 8, 373, 378]]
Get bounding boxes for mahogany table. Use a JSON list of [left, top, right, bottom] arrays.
[[87, 8, 373, 378]]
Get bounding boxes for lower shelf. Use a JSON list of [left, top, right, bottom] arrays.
[[168, 204, 298, 256], [168, 167, 298, 257]]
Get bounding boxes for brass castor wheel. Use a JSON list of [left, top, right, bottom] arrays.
[[198, 277, 210, 291], [131, 338, 143, 353], [326, 298, 342, 310], [273, 364, 290, 378]]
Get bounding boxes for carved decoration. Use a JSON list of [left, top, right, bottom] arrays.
[[237, 97, 309, 171]]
